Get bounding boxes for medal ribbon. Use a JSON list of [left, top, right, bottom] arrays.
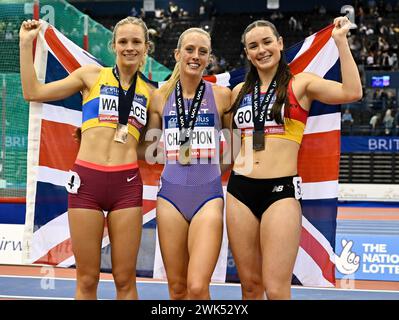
[[252, 76, 277, 133], [112, 65, 138, 125], [175, 79, 206, 146], [252, 76, 277, 150]]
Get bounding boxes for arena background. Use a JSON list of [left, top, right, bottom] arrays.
[[0, 0, 398, 299]]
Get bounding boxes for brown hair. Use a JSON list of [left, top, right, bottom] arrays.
[[228, 20, 293, 125]]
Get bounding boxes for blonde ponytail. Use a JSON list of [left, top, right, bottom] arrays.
[[159, 62, 180, 99]]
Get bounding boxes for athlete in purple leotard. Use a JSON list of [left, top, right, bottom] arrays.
[[158, 79, 224, 221], [146, 27, 231, 299]]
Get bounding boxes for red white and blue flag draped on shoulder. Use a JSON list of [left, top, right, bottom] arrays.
[[286, 24, 339, 287], [24, 21, 339, 287]]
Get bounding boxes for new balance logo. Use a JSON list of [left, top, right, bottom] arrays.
[[272, 185, 284, 192]]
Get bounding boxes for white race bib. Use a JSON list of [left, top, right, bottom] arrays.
[[234, 101, 285, 135], [164, 127, 216, 151], [98, 85, 147, 126]]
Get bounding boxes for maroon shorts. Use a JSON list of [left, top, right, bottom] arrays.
[[68, 159, 143, 212]]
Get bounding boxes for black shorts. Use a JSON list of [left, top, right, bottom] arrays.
[[227, 171, 303, 220]]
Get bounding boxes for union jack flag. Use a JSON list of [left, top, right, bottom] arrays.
[[24, 21, 339, 287]]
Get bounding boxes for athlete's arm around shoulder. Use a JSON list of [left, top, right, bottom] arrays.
[[222, 82, 244, 129], [231, 82, 244, 103], [147, 88, 165, 131], [137, 86, 162, 160], [217, 83, 240, 173], [212, 84, 231, 127]]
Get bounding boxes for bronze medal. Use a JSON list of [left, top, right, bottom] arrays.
[[114, 123, 128, 143], [253, 130, 265, 151]]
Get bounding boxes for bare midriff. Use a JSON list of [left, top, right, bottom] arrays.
[[233, 136, 300, 178], [77, 127, 138, 166]]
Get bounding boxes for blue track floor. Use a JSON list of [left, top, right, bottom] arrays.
[[0, 275, 398, 300]]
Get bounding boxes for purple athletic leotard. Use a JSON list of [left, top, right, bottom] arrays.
[[157, 81, 224, 221]]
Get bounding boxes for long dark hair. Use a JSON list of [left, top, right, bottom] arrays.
[[228, 20, 293, 125]]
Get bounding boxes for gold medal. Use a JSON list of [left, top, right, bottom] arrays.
[[179, 144, 191, 165], [114, 123, 128, 143]]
